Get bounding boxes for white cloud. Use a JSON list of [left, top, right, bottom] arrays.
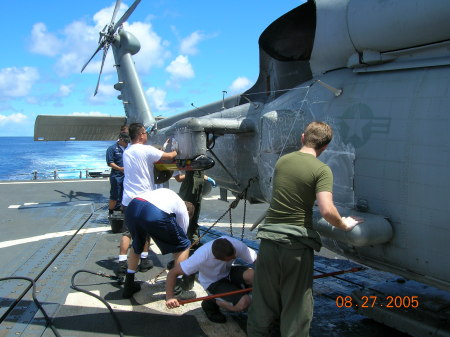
[[180, 31, 205, 55], [56, 52, 82, 77], [92, 3, 124, 30], [0, 67, 40, 98], [126, 21, 170, 73], [165, 55, 194, 87], [59, 84, 72, 97], [86, 83, 117, 104], [146, 87, 168, 112], [229, 76, 253, 93], [42, 3, 169, 78], [166, 55, 194, 78], [56, 20, 109, 76], [29, 23, 63, 57], [0, 113, 27, 125], [71, 111, 109, 116]]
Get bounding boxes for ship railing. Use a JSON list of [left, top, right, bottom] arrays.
[[19, 167, 111, 180]]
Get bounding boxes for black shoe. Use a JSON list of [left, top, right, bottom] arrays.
[[173, 274, 195, 296], [138, 257, 154, 272], [180, 273, 196, 290], [114, 260, 127, 278], [174, 283, 182, 296], [201, 300, 226, 323], [176, 290, 196, 301], [122, 273, 141, 299], [173, 279, 196, 300], [174, 277, 184, 294]]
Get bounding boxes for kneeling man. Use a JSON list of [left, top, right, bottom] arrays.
[[122, 188, 194, 299], [166, 236, 257, 323]]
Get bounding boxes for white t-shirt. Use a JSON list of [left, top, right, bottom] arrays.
[[122, 143, 164, 206], [180, 236, 257, 289], [132, 188, 190, 233]]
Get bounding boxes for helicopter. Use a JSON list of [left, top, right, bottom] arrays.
[[35, 0, 450, 334]]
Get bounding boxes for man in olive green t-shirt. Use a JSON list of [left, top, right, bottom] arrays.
[[247, 121, 363, 337]]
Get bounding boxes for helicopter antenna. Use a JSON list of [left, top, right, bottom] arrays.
[[191, 103, 210, 115], [81, 0, 142, 96], [221, 90, 227, 110]]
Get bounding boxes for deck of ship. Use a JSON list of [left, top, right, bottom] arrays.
[[0, 178, 429, 337]]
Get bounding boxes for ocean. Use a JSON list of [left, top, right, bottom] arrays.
[[0, 137, 113, 181]]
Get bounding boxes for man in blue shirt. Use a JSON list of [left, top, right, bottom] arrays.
[[106, 132, 130, 215]]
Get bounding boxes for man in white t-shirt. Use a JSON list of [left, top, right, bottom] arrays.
[[165, 236, 257, 323], [122, 123, 177, 206], [122, 188, 195, 299], [115, 123, 178, 279]]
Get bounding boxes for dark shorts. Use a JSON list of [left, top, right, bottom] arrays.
[[207, 266, 251, 305], [125, 198, 190, 255], [119, 205, 130, 237], [120, 207, 147, 240], [109, 175, 124, 201]]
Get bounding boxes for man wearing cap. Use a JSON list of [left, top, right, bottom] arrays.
[[106, 132, 130, 215]]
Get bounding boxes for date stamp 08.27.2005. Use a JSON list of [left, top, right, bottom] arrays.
[[336, 295, 419, 309]]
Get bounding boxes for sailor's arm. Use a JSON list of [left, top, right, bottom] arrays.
[[165, 264, 185, 309], [160, 151, 177, 161], [107, 162, 124, 172], [173, 172, 215, 185], [316, 191, 363, 231]]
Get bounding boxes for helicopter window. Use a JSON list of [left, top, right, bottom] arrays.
[[259, 0, 316, 62]]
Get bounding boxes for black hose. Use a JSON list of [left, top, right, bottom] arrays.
[[0, 212, 93, 324], [70, 270, 124, 337], [0, 276, 61, 337], [0, 207, 125, 337]]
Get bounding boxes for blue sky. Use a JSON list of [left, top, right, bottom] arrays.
[[0, 1, 302, 137]]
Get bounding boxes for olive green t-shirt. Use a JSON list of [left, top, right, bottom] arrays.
[[257, 151, 333, 250]]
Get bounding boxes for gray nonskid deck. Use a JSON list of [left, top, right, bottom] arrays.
[[2, 179, 447, 336]]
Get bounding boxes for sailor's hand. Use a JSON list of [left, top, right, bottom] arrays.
[[342, 216, 364, 231], [166, 297, 181, 309], [162, 138, 170, 151], [163, 138, 179, 152], [206, 176, 217, 187]]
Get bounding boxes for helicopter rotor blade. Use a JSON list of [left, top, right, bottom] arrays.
[[113, 0, 141, 32], [110, 0, 122, 28], [81, 41, 106, 73], [94, 44, 110, 96], [83, 0, 140, 94]]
